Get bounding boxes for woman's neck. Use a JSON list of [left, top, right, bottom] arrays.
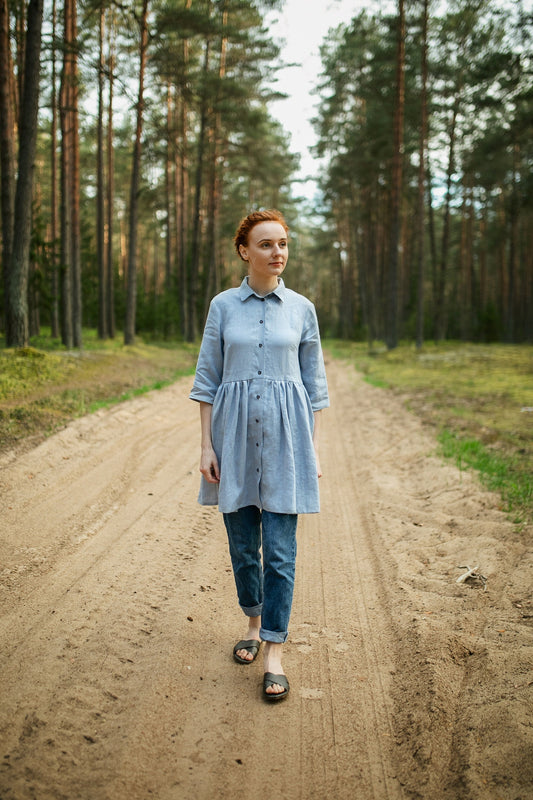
[[248, 276, 279, 296]]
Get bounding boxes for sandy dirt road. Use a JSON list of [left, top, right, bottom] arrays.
[[0, 358, 532, 800]]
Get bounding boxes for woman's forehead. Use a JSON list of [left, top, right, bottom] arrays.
[[249, 221, 287, 242]]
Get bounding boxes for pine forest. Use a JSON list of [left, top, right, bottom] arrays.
[[0, 0, 532, 350]]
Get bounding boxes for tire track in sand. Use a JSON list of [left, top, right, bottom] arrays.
[[290, 358, 404, 800]]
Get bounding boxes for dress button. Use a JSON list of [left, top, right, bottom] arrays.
[[256, 395, 260, 399], [255, 419, 259, 423], [256, 468, 260, 472], [260, 298, 265, 302], [258, 370, 262, 375], [256, 442, 259, 447], [259, 343, 263, 348], [259, 320, 263, 324]]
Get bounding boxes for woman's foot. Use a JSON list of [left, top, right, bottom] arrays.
[[263, 642, 287, 696], [263, 672, 289, 702], [234, 617, 261, 663]]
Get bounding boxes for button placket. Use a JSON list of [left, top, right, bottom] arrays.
[[254, 297, 266, 482], [258, 295, 266, 376]]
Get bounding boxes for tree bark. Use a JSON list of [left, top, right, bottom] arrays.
[[203, 0, 227, 321], [6, 0, 44, 347], [386, 0, 405, 350], [70, 0, 82, 348], [0, 0, 15, 333], [505, 142, 519, 342], [106, 10, 115, 338], [187, 29, 211, 343], [175, 88, 188, 338], [165, 81, 173, 296], [50, 0, 59, 338], [60, 0, 75, 347], [416, 0, 429, 349], [97, 3, 107, 339], [124, 0, 149, 345], [434, 94, 459, 341]]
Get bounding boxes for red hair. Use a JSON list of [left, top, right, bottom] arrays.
[[234, 209, 289, 261]]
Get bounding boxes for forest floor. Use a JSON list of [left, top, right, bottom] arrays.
[[0, 354, 532, 799]]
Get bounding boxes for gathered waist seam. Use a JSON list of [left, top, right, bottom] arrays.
[[219, 378, 304, 387]]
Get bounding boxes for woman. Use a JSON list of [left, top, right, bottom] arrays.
[[190, 209, 329, 702]]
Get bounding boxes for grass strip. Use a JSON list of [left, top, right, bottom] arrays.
[[0, 331, 199, 452], [438, 429, 531, 525], [88, 376, 185, 412], [325, 340, 533, 525]]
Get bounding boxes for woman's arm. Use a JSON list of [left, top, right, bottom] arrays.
[[199, 401, 220, 483], [313, 409, 323, 478]]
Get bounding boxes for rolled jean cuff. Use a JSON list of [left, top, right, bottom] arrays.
[[260, 627, 288, 644], [242, 603, 262, 618]]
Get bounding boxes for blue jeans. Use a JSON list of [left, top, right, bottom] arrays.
[[223, 506, 298, 643]]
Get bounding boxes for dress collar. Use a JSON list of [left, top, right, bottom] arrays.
[[238, 276, 286, 302]]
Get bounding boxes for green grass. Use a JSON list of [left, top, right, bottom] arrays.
[[0, 329, 199, 451], [325, 340, 533, 525], [438, 430, 531, 524], [88, 377, 181, 412]]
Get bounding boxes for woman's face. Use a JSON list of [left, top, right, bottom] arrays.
[[239, 221, 288, 285]]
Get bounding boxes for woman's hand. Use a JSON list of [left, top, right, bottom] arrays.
[[313, 410, 323, 478], [315, 447, 323, 479], [200, 446, 220, 483], [199, 402, 219, 483]]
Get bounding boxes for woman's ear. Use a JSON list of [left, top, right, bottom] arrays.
[[239, 244, 248, 261]]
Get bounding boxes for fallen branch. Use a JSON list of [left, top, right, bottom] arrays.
[[456, 565, 487, 590]]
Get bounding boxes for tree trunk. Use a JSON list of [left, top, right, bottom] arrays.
[[416, 0, 429, 349], [203, 0, 227, 321], [124, 0, 149, 345], [176, 0, 191, 339], [50, 0, 59, 338], [6, 0, 43, 347], [479, 201, 487, 313], [505, 142, 519, 342], [426, 161, 437, 310], [434, 95, 459, 341], [386, 0, 405, 350], [0, 0, 15, 334], [187, 29, 211, 343], [165, 81, 173, 296], [163, 81, 174, 338], [97, 4, 107, 339], [458, 179, 470, 341], [176, 84, 189, 339], [59, 89, 73, 348], [28, 254, 40, 337], [106, 11, 115, 338], [60, 0, 79, 348], [70, 0, 82, 348]]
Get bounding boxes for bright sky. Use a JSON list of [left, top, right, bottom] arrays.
[[267, 0, 394, 198], [266, 0, 531, 200]]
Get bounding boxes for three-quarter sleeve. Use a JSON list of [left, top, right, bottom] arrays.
[[189, 300, 224, 404], [299, 303, 329, 411]]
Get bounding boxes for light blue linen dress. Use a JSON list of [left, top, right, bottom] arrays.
[[189, 277, 329, 514]]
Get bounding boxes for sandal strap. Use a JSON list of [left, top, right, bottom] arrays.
[[233, 639, 260, 655], [263, 672, 289, 691]]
